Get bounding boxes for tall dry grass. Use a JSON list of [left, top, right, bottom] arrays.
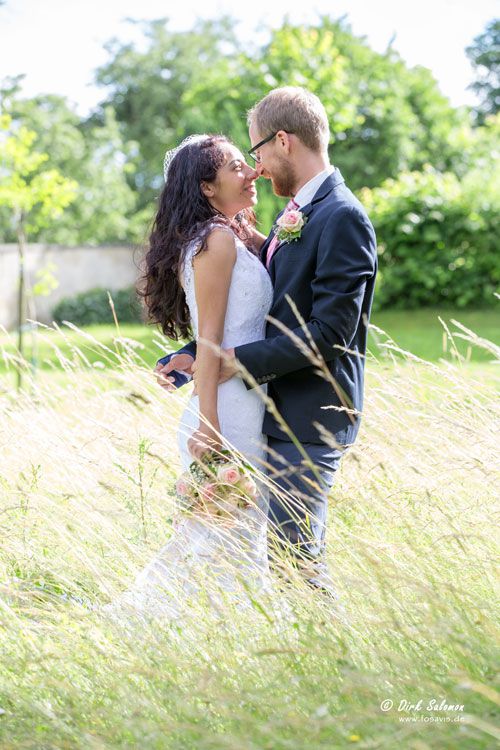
[[0, 320, 498, 749]]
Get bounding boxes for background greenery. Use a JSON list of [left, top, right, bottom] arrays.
[[52, 286, 143, 327], [0, 311, 498, 387], [1, 15, 499, 312]]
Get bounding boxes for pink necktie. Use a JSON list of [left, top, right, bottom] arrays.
[[266, 198, 299, 269]]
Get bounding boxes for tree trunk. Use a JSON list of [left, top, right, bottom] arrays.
[[16, 211, 26, 390]]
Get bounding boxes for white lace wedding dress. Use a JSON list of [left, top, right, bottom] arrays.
[[107, 226, 274, 621]]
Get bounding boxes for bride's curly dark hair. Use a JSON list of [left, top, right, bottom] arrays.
[[139, 135, 257, 340]]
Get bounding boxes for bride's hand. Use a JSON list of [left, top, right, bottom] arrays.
[[188, 424, 222, 461]]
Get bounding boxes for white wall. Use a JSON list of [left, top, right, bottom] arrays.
[[0, 244, 142, 330]]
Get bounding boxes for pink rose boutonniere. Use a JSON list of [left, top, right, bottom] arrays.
[[273, 208, 307, 243]]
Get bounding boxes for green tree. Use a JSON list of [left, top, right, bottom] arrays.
[[466, 19, 500, 123], [93, 17, 240, 210], [447, 111, 500, 177], [0, 115, 77, 385], [0, 80, 140, 244], [305, 18, 463, 189]]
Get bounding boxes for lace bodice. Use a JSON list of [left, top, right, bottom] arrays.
[[180, 226, 273, 349]]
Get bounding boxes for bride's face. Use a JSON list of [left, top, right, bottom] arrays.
[[202, 143, 258, 218]]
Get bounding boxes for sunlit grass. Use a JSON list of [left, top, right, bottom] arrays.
[[0, 316, 498, 748], [0, 309, 498, 386]]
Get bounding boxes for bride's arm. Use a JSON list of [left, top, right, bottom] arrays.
[[187, 229, 237, 459]]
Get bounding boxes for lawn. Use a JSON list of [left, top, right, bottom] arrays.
[[0, 310, 498, 748], [0, 309, 498, 384]]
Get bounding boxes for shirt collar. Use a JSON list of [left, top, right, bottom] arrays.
[[293, 165, 336, 209]]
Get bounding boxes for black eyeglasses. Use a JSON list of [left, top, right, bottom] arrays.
[[248, 131, 293, 163]]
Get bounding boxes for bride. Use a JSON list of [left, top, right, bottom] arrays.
[[107, 134, 274, 619]]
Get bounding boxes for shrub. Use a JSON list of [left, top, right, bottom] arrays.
[[52, 286, 143, 326], [361, 166, 499, 309]]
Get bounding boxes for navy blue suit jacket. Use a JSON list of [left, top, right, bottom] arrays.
[[158, 168, 377, 446]]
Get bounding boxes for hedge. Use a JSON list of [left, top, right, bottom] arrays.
[[361, 166, 499, 309], [52, 286, 143, 326]]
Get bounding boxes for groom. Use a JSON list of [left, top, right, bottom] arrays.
[[155, 87, 377, 599]]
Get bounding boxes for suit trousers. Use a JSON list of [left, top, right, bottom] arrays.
[[265, 436, 344, 593]]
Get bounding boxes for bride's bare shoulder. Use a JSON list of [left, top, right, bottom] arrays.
[[202, 225, 236, 255]]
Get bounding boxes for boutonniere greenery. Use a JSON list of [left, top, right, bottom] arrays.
[[273, 208, 308, 243]]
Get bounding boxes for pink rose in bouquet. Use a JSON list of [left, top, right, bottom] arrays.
[[240, 477, 258, 499], [199, 482, 217, 502], [217, 463, 241, 484], [175, 476, 190, 497]]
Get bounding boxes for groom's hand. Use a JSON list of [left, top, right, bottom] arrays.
[[219, 348, 239, 383], [154, 353, 195, 392], [191, 348, 238, 391]]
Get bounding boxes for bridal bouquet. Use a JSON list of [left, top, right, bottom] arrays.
[[175, 449, 258, 517]]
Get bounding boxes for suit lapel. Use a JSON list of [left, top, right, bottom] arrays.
[[268, 168, 345, 267], [298, 167, 345, 218]]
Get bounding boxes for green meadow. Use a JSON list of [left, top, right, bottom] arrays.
[[0, 310, 498, 749]]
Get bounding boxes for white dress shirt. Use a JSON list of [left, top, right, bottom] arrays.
[[293, 165, 336, 209]]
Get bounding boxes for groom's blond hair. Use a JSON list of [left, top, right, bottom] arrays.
[[248, 86, 330, 153]]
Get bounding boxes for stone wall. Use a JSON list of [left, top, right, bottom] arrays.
[[0, 244, 142, 330]]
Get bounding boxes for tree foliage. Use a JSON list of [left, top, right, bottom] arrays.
[[0, 79, 141, 244], [0, 113, 77, 231], [0, 113, 78, 381], [466, 19, 500, 123], [53, 287, 142, 326], [93, 18, 240, 207], [362, 162, 499, 309]]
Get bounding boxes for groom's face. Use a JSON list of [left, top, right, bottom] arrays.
[[249, 122, 297, 198]]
